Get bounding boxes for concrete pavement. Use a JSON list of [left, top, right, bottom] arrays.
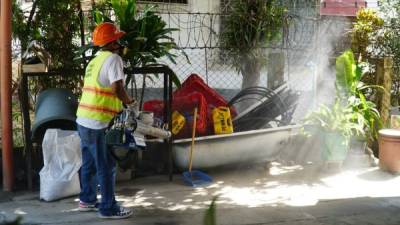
[[1, 161, 400, 225]]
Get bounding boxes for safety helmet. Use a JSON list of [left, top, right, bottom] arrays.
[[93, 22, 126, 47]]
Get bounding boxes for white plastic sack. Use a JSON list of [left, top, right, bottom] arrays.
[[40, 129, 82, 201]]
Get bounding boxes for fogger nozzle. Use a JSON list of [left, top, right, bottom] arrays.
[[136, 122, 171, 139]]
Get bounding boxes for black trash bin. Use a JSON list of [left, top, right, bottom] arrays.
[[31, 88, 78, 143]]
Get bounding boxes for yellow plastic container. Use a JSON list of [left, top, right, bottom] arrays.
[[172, 110, 186, 135], [212, 107, 233, 134]]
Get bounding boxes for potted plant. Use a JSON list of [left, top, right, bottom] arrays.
[[303, 50, 382, 165], [304, 100, 365, 162]]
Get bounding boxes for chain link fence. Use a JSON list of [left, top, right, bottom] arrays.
[[18, 2, 358, 125], [138, 11, 354, 123]]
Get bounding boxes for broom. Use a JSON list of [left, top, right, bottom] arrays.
[[182, 107, 212, 187]]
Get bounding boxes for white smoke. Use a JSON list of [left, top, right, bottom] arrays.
[[290, 17, 352, 123]]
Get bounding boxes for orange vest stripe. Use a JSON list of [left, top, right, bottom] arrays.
[[82, 86, 115, 97], [79, 103, 120, 115]]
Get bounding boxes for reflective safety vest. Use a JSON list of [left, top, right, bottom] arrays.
[[76, 51, 122, 123]]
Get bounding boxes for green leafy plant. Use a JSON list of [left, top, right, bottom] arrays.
[[335, 50, 383, 142], [12, 0, 84, 95], [354, 3, 400, 106], [219, 0, 286, 89], [203, 197, 218, 225], [12, 0, 29, 52], [87, 0, 187, 71], [378, 0, 400, 107], [31, 0, 82, 69], [351, 8, 385, 62], [304, 100, 365, 142]]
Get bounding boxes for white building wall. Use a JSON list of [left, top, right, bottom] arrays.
[[149, 0, 219, 13], [191, 0, 219, 13]]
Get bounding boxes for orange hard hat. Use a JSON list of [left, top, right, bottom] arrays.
[[93, 22, 126, 46]]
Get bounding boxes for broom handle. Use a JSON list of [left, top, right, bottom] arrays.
[[188, 107, 198, 173]]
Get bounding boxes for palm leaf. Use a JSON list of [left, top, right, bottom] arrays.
[[336, 50, 357, 96], [111, 0, 126, 26], [124, 0, 136, 27]]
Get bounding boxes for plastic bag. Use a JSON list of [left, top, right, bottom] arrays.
[[40, 129, 82, 201]]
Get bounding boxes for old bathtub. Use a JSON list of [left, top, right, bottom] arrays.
[[146, 125, 301, 170]]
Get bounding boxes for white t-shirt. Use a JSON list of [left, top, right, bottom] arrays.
[[76, 53, 125, 129]]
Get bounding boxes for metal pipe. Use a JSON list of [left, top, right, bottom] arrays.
[[1, 0, 15, 191], [135, 122, 171, 139]]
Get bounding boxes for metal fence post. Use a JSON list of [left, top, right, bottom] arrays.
[[1, 0, 15, 191]]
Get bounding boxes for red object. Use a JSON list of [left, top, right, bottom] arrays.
[[173, 92, 208, 139], [143, 92, 209, 139], [143, 99, 164, 119], [143, 74, 237, 138], [174, 74, 236, 116], [175, 74, 237, 135], [320, 0, 367, 17]]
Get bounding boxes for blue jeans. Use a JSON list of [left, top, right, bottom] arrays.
[[77, 124, 118, 215]]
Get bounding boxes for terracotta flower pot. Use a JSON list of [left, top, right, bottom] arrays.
[[378, 129, 400, 173]]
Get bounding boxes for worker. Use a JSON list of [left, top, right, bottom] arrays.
[[76, 22, 135, 219]]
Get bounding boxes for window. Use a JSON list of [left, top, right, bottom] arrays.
[[139, 0, 188, 4]]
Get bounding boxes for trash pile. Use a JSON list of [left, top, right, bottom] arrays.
[[143, 74, 299, 139], [143, 74, 234, 139]]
